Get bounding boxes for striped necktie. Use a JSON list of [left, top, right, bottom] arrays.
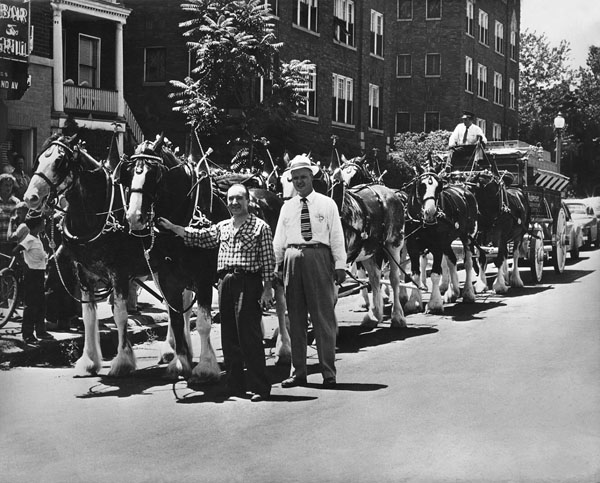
[[462, 125, 470, 144], [300, 197, 312, 241]]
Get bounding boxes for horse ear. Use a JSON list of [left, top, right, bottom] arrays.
[[153, 133, 165, 152], [341, 154, 348, 163], [283, 151, 290, 166]]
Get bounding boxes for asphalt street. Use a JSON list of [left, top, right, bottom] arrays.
[[0, 249, 599, 483]]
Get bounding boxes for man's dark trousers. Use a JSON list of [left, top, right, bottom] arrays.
[[219, 272, 270, 396]]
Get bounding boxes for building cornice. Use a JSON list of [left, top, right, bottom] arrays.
[[51, 0, 131, 23]]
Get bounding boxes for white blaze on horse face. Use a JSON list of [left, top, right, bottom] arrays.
[[126, 163, 149, 230], [24, 144, 63, 210], [422, 175, 439, 223], [341, 165, 357, 186]]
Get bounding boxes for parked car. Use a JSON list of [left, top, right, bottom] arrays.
[[564, 199, 599, 249], [562, 202, 584, 260], [584, 196, 600, 223]]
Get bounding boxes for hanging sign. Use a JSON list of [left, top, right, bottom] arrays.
[[0, 0, 30, 62]]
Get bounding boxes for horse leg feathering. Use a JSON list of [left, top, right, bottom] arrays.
[[74, 289, 103, 377], [108, 291, 137, 377]]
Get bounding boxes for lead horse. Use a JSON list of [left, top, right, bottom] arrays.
[[24, 134, 217, 380], [119, 137, 293, 366]]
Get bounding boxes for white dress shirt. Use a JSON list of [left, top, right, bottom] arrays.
[[273, 190, 347, 270], [448, 123, 488, 147]]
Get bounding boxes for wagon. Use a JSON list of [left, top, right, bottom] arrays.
[[478, 144, 571, 283], [446, 142, 571, 284]]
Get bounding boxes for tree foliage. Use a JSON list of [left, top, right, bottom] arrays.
[[170, 0, 313, 163], [384, 130, 452, 188]]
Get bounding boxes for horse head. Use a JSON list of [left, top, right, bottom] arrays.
[[25, 134, 100, 211], [118, 136, 183, 231], [413, 170, 444, 224], [339, 154, 374, 187]]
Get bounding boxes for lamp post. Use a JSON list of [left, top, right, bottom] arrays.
[[554, 112, 565, 173]]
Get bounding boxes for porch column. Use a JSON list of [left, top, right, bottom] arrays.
[[51, 3, 64, 114], [115, 21, 125, 154]]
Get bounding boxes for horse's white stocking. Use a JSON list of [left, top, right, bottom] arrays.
[[166, 290, 194, 379], [443, 258, 461, 303], [475, 253, 489, 293], [427, 272, 444, 313], [439, 255, 449, 294], [509, 246, 524, 288], [189, 303, 220, 384], [462, 247, 476, 303], [108, 293, 137, 377], [493, 260, 510, 294], [158, 276, 176, 364], [386, 246, 407, 328], [74, 289, 103, 376], [360, 258, 382, 329], [274, 283, 291, 366], [420, 253, 429, 290]]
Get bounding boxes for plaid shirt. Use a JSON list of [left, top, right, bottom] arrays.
[[184, 213, 275, 284], [0, 195, 20, 242]]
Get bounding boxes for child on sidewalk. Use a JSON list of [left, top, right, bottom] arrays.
[[7, 201, 30, 244], [13, 211, 55, 345]]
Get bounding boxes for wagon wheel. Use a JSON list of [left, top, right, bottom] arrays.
[[552, 207, 567, 274], [529, 228, 544, 284]]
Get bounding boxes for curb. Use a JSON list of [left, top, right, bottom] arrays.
[[0, 313, 170, 368]]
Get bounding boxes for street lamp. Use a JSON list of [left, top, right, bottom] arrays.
[[554, 112, 565, 173]]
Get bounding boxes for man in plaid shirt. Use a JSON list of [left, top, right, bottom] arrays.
[[158, 183, 275, 402]]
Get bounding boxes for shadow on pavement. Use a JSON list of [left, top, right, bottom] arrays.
[[335, 325, 438, 354]]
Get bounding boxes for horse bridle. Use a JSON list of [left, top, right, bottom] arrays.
[[33, 140, 76, 198]]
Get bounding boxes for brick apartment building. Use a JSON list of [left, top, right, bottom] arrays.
[[0, 0, 143, 173], [121, 0, 520, 164]]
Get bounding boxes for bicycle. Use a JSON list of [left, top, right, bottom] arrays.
[[0, 253, 21, 329]]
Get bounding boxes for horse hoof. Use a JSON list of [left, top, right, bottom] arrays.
[[188, 373, 220, 387], [390, 317, 407, 329], [275, 355, 291, 366]]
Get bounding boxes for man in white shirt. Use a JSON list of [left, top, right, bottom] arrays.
[[448, 110, 487, 148], [273, 155, 346, 389]]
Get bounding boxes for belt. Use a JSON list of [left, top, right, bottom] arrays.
[[287, 243, 329, 249], [218, 268, 259, 277]]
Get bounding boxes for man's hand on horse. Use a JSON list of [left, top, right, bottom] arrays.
[[156, 217, 174, 230], [334, 269, 346, 285]]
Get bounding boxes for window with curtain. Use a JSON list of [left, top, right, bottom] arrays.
[[465, 56, 473, 92], [369, 84, 381, 130], [265, 0, 279, 16], [478, 10, 488, 45], [508, 77, 516, 109], [492, 123, 501, 141], [334, 0, 354, 46], [79, 35, 100, 87], [495, 21, 504, 55], [370, 10, 384, 57], [297, 65, 318, 118], [332, 73, 353, 124], [295, 0, 318, 32], [477, 63, 487, 99], [493, 71, 503, 105], [510, 12, 517, 60], [466, 0, 474, 36]]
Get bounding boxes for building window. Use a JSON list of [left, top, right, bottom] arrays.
[[477, 63, 487, 99], [426, 0, 441, 20], [510, 12, 517, 60], [334, 0, 354, 47], [265, 0, 279, 16], [332, 73, 353, 125], [397, 0, 412, 20], [425, 111, 440, 132], [493, 71, 503, 105], [465, 56, 473, 92], [396, 112, 410, 133], [477, 118, 486, 137], [466, 0, 474, 36], [425, 53, 441, 77], [297, 65, 317, 118], [370, 10, 384, 57], [492, 122, 501, 141], [369, 84, 381, 130], [79, 34, 100, 88], [478, 10, 488, 45], [294, 0, 318, 33], [508, 77, 516, 109], [144, 46, 166, 84], [495, 21, 504, 55], [397, 54, 412, 77]]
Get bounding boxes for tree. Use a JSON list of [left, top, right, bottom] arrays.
[[519, 29, 574, 150], [385, 130, 451, 188], [170, 0, 313, 165]]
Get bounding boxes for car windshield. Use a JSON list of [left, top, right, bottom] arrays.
[[566, 203, 587, 215]]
